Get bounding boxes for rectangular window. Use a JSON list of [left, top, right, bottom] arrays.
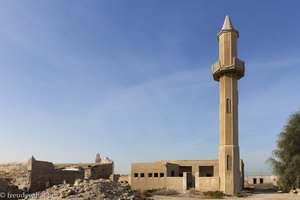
[[154, 173, 158, 177], [160, 173, 164, 177], [227, 155, 232, 170], [134, 173, 138, 178], [226, 98, 231, 113], [253, 178, 257, 184], [148, 173, 152, 177], [141, 173, 144, 177]]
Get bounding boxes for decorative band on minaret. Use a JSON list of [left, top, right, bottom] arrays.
[[212, 15, 245, 195]]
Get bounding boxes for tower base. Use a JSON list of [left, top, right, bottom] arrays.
[[219, 145, 241, 195]]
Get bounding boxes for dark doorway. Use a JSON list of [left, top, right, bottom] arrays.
[[179, 166, 194, 189], [253, 178, 257, 184], [260, 178, 264, 184]]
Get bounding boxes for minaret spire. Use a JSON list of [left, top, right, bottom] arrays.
[[222, 15, 234, 30]]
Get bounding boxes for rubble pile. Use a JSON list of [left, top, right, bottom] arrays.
[[29, 179, 142, 200]]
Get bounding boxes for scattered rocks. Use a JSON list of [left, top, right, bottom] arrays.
[[289, 189, 300, 196], [28, 179, 142, 200]]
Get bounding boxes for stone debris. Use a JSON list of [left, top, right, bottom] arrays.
[[290, 188, 300, 195], [28, 179, 142, 200]]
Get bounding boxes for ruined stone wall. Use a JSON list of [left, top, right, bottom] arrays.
[[30, 159, 84, 192], [0, 155, 113, 192], [55, 170, 84, 184], [30, 159, 55, 192], [90, 163, 113, 179]]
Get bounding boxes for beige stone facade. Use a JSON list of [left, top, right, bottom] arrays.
[[131, 159, 244, 192], [131, 15, 245, 195]]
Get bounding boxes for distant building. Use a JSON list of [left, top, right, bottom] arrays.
[[245, 175, 278, 186]]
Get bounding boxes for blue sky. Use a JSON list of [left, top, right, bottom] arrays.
[[0, 1, 299, 176]]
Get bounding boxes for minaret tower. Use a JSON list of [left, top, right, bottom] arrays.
[[212, 15, 245, 195]]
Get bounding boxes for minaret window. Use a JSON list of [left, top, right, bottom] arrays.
[[226, 98, 231, 113], [227, 155, 232, 170]]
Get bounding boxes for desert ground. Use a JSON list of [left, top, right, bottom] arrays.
[[153, 193, 300, 200], [151, 188, 300, 200]]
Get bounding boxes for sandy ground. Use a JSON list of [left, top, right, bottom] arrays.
[[151, 189, 300, 200], [153, 193, 300, 200]]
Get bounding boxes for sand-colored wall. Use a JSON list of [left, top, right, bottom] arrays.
[[30, 159, 85, 191], [245, 175, 278, 186], [90, 163, 113, 179], [167, 160, 219, 176], [131, 176, 186, 191], [131, 160, 220, 191], [0, 156, 114, 192], [131, 177, 165, 191], [165, 177, 185, 191], [196, 177, 220, 192], [131, 161, 167, 178]]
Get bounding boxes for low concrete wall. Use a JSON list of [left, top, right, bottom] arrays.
[[196, 177, 219, 191], [165, 177, 184, 191], [131, 177, 166, 191], [131, 176, 186, 191]]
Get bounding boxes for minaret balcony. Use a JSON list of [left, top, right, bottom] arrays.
[[212, 57, 245, 81]]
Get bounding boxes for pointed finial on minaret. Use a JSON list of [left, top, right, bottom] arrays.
[[222, 15, 234, 30], [218, 15, 239, 39]]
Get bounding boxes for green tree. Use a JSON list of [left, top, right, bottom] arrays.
[[267, 110, 300, 192]]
